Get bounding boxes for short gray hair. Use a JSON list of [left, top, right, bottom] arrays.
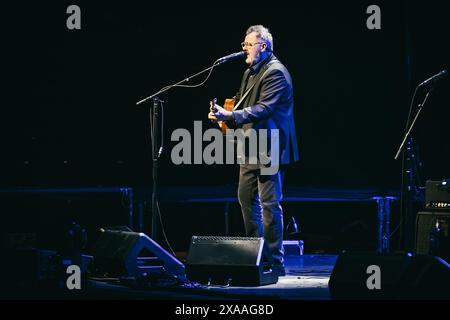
[[246, 25, 273, 52]]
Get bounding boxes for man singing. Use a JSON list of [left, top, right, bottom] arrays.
[[209, 25, 299, 276]]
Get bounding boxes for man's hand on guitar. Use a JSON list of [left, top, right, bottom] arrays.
[[209, 98, 218, 123], [208, 104, 234, 121]]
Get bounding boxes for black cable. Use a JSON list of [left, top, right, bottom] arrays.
[[158, 100, 164, 158], [158, 60, 221, 91], [156, 199, 177, 257]]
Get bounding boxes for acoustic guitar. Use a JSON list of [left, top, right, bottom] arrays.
[[210, 97, 236, 134]]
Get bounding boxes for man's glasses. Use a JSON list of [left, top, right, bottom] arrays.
[[241, 42, 264, 48]]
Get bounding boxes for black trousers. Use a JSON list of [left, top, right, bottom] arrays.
[[237, 164, 285, 266]]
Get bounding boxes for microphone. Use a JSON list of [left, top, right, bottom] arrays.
[[216, 51, 245, 64], [419, 70, 448, 87]]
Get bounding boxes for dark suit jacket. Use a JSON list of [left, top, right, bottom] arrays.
[[232, 54, 299, 165]]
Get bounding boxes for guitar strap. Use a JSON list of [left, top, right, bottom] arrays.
[[232, 60, 278, 111]]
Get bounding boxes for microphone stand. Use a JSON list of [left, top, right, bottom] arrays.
[[136, 60, 223, 240], [394, 86, 432, 161], [394, 83, 434, 252]]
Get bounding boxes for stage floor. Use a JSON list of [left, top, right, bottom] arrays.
[[2, 254, 337, 300], [69, 254, 337, 300], [182, 254, 337, 300]]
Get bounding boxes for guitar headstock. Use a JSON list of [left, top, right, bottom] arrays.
[[210, 97, 218, 113]]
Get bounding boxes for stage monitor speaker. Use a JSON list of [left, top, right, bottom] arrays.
[[415, 211, 450, 262], [90, 227, 185, 280], [328, 252, 450, 300], [186, 236, 278, 286]]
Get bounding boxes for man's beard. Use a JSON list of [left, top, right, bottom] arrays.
[[249, 52, 262, 66]]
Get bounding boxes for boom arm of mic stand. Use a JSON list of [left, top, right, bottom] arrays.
[[136, 62, 221, 105], [394, 87, 432, 160]]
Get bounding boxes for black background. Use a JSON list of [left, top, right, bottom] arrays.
[[1, 1, 449, 252], [2, 1, 449, 188]]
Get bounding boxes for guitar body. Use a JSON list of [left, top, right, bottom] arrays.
[[210, 97, 237, 134], [219, 98, 236, 134]]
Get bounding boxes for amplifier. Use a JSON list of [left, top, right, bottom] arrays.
[[425, 179, 450, 210]]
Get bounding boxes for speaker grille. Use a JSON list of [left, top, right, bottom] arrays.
[[191, 236, 261, 243], [188, 236, 263, 266]]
